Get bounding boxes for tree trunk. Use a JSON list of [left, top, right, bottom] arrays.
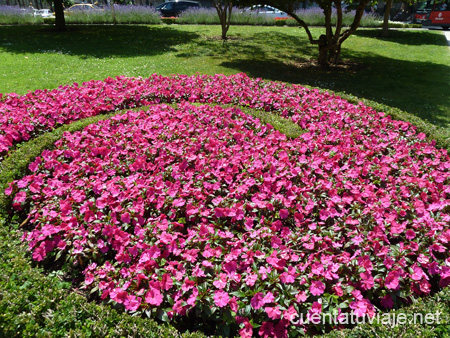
[[260, 0, 372, 67], [328, 44, 341, 64], [382, 0, 393, 37], [111, 1, 117, 25], [54, 0, 66, 31], [317, 35, 329, 67], [214, 0, 232, 40]]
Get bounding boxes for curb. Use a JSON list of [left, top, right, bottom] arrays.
[[445, 31, 450, 47]]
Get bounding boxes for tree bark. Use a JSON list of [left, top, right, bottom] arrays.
[[317, 35, 329, 67], [111, 1, 117, 25], [54, 0, 66, 31], [214, 0, 232, 40], [382, 0, 393, 37]]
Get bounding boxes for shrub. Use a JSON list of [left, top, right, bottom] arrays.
[[0, 5, 42, 25], [64, 5, 162, 25]]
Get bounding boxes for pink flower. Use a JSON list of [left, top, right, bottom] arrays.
[[173, 198, 185, 207], [283, 305, 298, 322], [245, 274, 258, 286], [250, 292, 264, 310], [279, 209, 289, 219], [385, 271, 400, 290], [405, 229, 416, 240], [259, 322, 274, 338], [360, 271, 374, 290], [145, 288, 163, 306], [420, 279, 431, 294], [111, 288, 128, 304], [121, 212, 131, 224], [310, 280, 325, 296], [350, 300, 368, 317], [32, 243, 46, 261], [229, 296, 238, 312], [295, 291, 308, 303], [411, 265, 426, 281], [85, 273, 95, 285], [214, 290, 229, 308], [310, 301, 322, 314], [161, 273, 173, 291], [380, 295, 394, 309], [13, 191, 27, 203], [124, 294, 141, 311], [262, 292, 275, 304], [238, 318, 253, 338], [265, 306, 281, 320], [213, 273, 227, 289]]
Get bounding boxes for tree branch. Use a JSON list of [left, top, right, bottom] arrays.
[[338, 0, 372, 44], [288, 11, 320, 45], [332, 0, 343, 46]]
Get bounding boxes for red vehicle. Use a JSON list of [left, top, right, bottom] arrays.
[[414, 1, 434, 23], [421, 0, 450, 29]]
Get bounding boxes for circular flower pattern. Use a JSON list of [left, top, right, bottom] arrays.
[[5, 74, 450, 337]]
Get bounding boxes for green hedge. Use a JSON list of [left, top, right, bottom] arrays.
[[0, 110, 121, 219], [1, 96, 450, 338], [337, 92, 450, 152]]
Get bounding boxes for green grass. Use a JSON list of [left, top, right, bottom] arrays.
[[0, 25, 449, 129]]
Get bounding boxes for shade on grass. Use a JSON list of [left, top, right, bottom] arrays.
[[0, 25, 449, 129]]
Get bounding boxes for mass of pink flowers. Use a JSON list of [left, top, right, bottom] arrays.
[[1, 73, 320, 161], [5, 74, 450, 337]]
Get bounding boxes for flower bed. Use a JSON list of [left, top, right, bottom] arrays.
[[4, 75, 450, 337], [0, 73, 307, 160]]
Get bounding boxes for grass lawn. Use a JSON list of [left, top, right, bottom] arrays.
[[0, 25, 449, 129], [1, 24, 450, 338]]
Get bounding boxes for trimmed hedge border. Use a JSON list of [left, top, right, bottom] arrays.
[[337, 93, 450, 153], [1, 89, 450, 338]]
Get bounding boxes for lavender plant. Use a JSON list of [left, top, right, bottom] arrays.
[[178, 6, 381, 27], [0, 4, 389, 28], [0, 5, 42, 25], [64, 5, 162, 24]]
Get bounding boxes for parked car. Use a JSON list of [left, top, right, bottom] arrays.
[[156, 1, 200, 17], [241, 5, 288, 18], [33, 9, 54, 18], [64, 4, 102, 14]]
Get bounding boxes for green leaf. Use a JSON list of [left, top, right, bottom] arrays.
[[230, 290, 246, 298]]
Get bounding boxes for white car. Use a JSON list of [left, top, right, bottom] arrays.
[[33, 9, 54, 18], [242, 5, 289, 18]]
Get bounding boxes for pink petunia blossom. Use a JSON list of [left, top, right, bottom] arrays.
[[380, 294, 394, 309], [283, 305, 298, 322], [250, 292, 265, 310], [310, 280, 325, 296], [385, 271, 400, 290], [145, 288, 163, 306], [214, 290, 229, 308], [265, 306, 282, 320], [124, 294, 141, 311]]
